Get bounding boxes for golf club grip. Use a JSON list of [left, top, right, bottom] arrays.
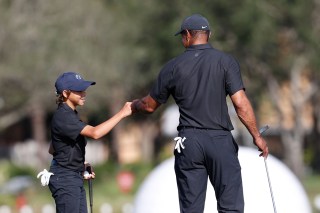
[[86, 164, 93, 174], [259, 125, 269, 135]]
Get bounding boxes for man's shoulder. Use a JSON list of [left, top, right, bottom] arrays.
[[207, 48, 239, 64], [205, 46, 231, 56], [160, 56, 179, 73]]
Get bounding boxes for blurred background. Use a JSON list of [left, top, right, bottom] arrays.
[[0, 0, 319, 212]]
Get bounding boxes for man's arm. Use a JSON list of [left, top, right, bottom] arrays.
[[230, 90, 269, 158], [132, 94, 161, 114]]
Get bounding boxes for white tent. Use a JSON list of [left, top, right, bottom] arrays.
[[133, 146, 311, 213]]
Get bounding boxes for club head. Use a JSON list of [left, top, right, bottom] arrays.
[[259, 125, 269, 135]]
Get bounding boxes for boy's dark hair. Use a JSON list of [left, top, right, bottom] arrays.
[[56, 94, 64, 105]]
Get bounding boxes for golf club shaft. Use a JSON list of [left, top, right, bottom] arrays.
[[264, 158, 277, 213], [259, 125, 277, 213], [89, 179, 93, 213]]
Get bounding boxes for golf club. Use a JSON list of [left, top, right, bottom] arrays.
[[259, 125, 277, 213], [88, 179, 93, 213]]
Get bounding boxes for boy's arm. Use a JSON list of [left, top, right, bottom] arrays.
[[81, 102, 132, 140]]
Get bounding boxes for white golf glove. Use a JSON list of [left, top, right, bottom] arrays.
[[174, 137, 186, 153], [37, 169, 54, 186]]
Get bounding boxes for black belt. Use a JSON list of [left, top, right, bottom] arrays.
[[51, 159, 83, 175], [177, 126, 225, 131]]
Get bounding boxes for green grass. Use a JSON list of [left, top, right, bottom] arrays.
[[302, 174, 320, 213], [0, 160, 153, 213], [1, 160, 320, 213]]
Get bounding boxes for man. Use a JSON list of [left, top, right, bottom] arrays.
[[131, 14, 268, 213]]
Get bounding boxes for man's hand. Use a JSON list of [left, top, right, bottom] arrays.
[[131, 95, 161, 114], [131, 99, 139, 113], [254, 136, 269, 158]]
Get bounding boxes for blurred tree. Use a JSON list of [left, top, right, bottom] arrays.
[[0, 0, 319, 176], [0, 0, 139, 163], [120, 0, 320, 178], [119, 0, 320, 178], [201, 0, 319, 179]]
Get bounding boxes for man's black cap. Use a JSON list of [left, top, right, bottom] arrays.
[[174, 14, 210, 36]]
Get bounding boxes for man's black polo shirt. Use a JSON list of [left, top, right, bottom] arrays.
[[51, 103, 87, 171], [150, 43, 244, 131]]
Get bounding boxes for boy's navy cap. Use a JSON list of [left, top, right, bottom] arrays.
[[55, 72, 96, 94], [174, 14, 210, 36]]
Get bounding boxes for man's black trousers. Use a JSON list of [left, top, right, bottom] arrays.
[[174, 128, 244, 213]]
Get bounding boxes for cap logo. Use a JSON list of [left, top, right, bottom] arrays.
[[201, 26, 207, 29], [75, 74, 82, 80]]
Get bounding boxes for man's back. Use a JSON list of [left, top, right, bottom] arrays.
[[151, 43, 244, 130]]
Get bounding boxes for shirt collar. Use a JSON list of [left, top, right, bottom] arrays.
[[186, 43, 212, 51], [59, 103, 78, 114]]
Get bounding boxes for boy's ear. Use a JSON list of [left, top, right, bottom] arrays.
[[62, 90, 69, 98]]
